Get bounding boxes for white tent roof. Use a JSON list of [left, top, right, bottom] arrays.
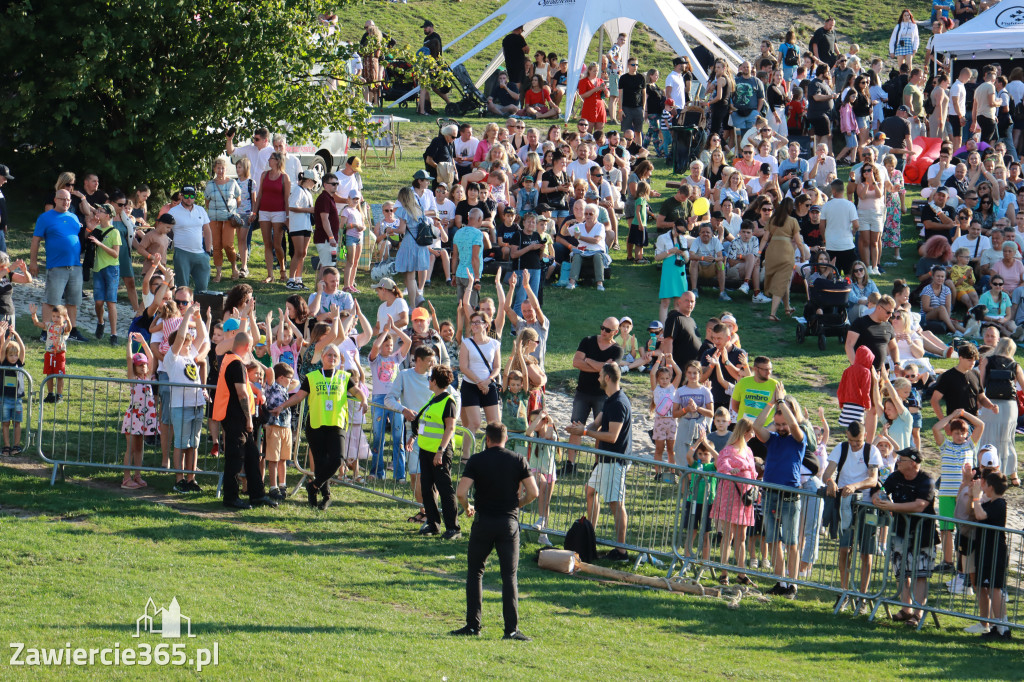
[[932, 0, 1024, 59], [391, 0, 742, 119]]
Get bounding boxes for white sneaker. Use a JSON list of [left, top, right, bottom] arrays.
[[535, 516, 546, 531], [752, 293, 772, 303], [750, 558, 759, 569], [946, 574, 964, 591], [538, 534, 554, 547], [738, 281, 750, 295], [965, 622, 990, 634], [565, 282, 576, 290], [596, 283, 605, 291]]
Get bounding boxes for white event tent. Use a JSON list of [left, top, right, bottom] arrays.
[[390, 0, 742, 120], [931, 0, 1024, 59]]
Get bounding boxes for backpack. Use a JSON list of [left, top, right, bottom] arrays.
[[783, 45, 799, 67], [985, 355, 1017, 401], [834, 441, 871, 482], [563, 516, 598, 562]]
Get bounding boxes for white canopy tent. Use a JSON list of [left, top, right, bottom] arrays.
[[931, 0, 1024, 59], [390, 0, 742, 120]]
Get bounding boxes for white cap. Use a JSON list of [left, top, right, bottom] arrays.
[[979, 444, 1000, 469]]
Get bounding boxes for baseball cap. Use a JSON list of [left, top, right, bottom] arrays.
[[374, 277, 397, 290], [809, 205, 822, 212], [979, 444, 1000, 469], [223, 318, 241, 332], [804, 179, 818, 190], [349, 189, 362, 200], [619, 316, 633, 326], [672, 56, 685, 66], [301, 169, 320, 182], [896, 448, 922, 463], [759, 162, 772, 175], [897, 105, 912, 114], [180, 185, 197, 195], [257, 334, 267, 347], [664, 97, 676, 108], [421, 20, 434, 28], [411, 307, 430, 322], [503, 205, 517, 214], [535, 202, 553, 213], [131, 353, 148, 366], [523, 175, 535, 183], [789, 178, 802, 192], [156, 214, 175, 225], [874, 132, 887, 139], [648, 320, 664, 332], [585, 189, 599, 199], [0, 165, 13, 180], [412, 169, 433, 181]]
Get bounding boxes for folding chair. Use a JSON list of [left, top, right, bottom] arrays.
[[361, 114, 398, 168]]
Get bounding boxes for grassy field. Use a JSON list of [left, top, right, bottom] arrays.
[[1, 0, 1021, 676]]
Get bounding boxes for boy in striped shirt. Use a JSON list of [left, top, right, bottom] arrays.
[[931, 408, 984, 571]]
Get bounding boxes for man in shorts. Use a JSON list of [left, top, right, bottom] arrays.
[[567, 364, 632, 561], [30, 188, 89, 342], [753, 384, 806, 598], [565, 319, 623, 472], [313, 173, 342, 272], [873, 448, 938, 627]]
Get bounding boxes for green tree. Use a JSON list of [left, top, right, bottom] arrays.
[[0, 0, 449, 195]]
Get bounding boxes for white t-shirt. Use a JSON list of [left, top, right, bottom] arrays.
[[377, 298, 410, 330], [414, 189, 438, 217], [339, 335, 362, 372], [1006, 79, 1024, 106], [460, 336, 501, 382], [288, 185, 313, 233], [233, 143, 274, 192], [436, 198, 456, 228], [283, 155, 303, 187], [655, 230, 692, 256], [167, 204, 210, 254], [819, 197, 859, 251], [926, 163, 956, 185], [951, 234, 991, 258], [165, 350, 205, 408], [949, 79, 966, 116], [336, 171, 363, 200], [828, 442, 883, 501], [665, 70, 687, 105], [570, 221, 607, 253], [722, 214, 743, 237], [454, 136, 480, 166], [567, 159, 598, 183]]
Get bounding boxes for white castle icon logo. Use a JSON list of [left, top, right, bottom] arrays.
[[134, 597, 195, 638]]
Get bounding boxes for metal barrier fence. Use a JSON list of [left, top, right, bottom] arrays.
[[0, 366, 34, 455], [36, 374, 224, 493], [288, 401, 477, 507]]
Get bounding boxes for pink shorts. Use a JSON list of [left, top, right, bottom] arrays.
[[653, 414, 676, 441], [530, 470, 556, 485]]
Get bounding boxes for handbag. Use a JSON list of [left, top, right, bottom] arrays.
[[213, 181, 243, 227], [734, 481, 754, 507], [468, 337, 498, 392]]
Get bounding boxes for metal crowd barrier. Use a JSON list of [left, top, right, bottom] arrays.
[[288, 401, 476, 506], [868, 503, 1024, 632], [35, 374, 224, 494]]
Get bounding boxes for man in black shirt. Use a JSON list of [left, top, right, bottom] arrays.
[[664, 291, 701, 369], [452, 423, 538, 640], [920, 186, 956, 239], [878, 106, 915, 170], [567, 363, 633, 562], [845, 295, 899, 370], [929, 343, 995, 418], [501, 27, 529, 87], [810, 17, 838, 66], [566, 319, 623, 471], [540, 151, 572, 224], [418, 20, 451, 114], [873, 449, 938, 625], [508, 218, 544, 315], [216, 332, 277, 510], [618, 58, 646, 137], [699, 322, 747, 408]]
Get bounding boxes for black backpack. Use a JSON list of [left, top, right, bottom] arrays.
[[563, 516, 598, 563], [784, 46, 799, 67], [985, 355, 1017, 401]]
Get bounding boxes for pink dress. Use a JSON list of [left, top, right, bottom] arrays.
[[121, 383, 159, 436], [711, 443, 756, 526]]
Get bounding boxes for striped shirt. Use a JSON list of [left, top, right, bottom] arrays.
[[938, 439, 975, 496]]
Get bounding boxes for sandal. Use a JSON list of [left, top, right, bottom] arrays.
[[264, 275, 274, 284], [9, 446, 21, 455], [1010, 477, 1021, 487], [768, 315, 780, 322], [1, 446, 9, 456], [905, 615, 921, 628], [408, 511, 427, 524], [718, 573, 730, 585], [736, 575, 754, 586]]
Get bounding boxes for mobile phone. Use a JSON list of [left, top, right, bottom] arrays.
[[226, 126, 237, 137]]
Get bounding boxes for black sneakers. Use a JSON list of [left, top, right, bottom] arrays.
[[502, 630, 531, 642], [305, 481, 318, 508], [223, 499, 252, 510], [67, 328, 89, 343], [449, 625, 479, 636], [418, 523, 440, 536], [441, 529, 462, 540], [94, 322, 104, 340]]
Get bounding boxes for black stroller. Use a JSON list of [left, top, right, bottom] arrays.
[[444, 64, 488, 116], [669, 105, 709, 173], [382, 58, 417, 105], [796, 263, 851, 350]]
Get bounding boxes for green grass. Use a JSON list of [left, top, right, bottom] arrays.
[[0, 467, 1018, 680]]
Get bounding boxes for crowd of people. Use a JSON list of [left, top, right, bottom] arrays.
[[2, 5, 1023, 642]]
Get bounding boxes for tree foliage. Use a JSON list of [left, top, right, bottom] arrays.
[[0, 0, 449, 195]]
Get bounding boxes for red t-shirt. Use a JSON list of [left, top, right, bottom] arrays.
[[313, 191, 339, 244], [524, 86, 550, 108]]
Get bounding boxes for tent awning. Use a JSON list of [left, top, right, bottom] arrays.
[[931, 0, 1024, 59]]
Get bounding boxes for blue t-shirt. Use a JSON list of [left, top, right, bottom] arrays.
[[33, 209, 82, 268], [763, 430, 805, 488], [778, 158, 807, 182], [453, 225, 484, 279]]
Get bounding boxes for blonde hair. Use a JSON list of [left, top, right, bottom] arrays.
[[726, 417, 754, 448], [213, 155, 231, 175], [235, 156, 252, 179], [55, 171, 76, 192]]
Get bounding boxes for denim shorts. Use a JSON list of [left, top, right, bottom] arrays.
[[406, 435, 421, 475], [845, 133, 858, 148], [92, 265, 120, 303], [171, 405, 205, 449], [1, 396, 22, 423], [44, 266, 83, 308], [763, 490, 802, 545], [552, 209, 570, 219], [157, 371, 173, 425], [856, 116, 870, 129], [344, 235, 361, 247]]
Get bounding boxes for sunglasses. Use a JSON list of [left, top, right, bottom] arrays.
[[743, 151, 753, 155], [115, 202, 127, 207], [853, 268, 865, 273], [182, 194, 196, 199], [383, 208, 394, 212], [761, 207, 772, 212], [992, 282, 1005, 286], [600, 325, 617, 333], [323, 181, 338, 186]]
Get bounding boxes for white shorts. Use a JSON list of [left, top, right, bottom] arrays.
[[259, 210, 287, 223], [587, 462, 628, 503], [315, 242, 336, 267], [857, 210, 883, 232]]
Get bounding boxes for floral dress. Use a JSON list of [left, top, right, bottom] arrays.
[[121, 383, 158, 436], [882, 168, 904, 249]]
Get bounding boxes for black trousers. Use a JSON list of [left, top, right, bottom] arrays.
[[466, 514, 520, 633], [419, 446, 459, 531], [222, 426, 265, 504], [308, 426, 343, 496], [977, 115, 998, 145]]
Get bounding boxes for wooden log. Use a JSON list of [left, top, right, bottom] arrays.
[[575, 561, 719, 597]]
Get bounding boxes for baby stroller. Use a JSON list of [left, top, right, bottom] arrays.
[[795, 263, 851, 350], [444, 64, 488, 116], [382, 58, 417, 105], [670, 105, 708, 173]]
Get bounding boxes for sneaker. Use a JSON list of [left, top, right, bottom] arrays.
[[767, 582, 786, 595], [185, 480, 202, 493], [418, 523, 440, 536], [750, 558, 759, 569], [718, 291, 732, 301], [738, 281, 750, 295], [605, 549, 630, 562], [596, 283, 605, 291], [172, 480, 187, 494], [752, 293, 772, 303], [535, 516, 546, 531], [43, 393, 56, 404], [981, 627, 1007, 641], [54, 394, 64, 404], [538, 534, 553, 547], [109, 334, 118, 347], [67, 328, 89, 343], [965, 622, 990, 634], [284, 280, 299, 290], [502, 630, 532, 642], [783, 585, 798, 600], [761, 559, 772, 572], [565, 282, 576, 290], [441, 529, 462, 540], [449, 625, 480, 636], [94, 322, 104, 339]]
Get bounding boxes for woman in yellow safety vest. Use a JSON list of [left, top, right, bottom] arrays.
[[413, 365, 461, 539], [272, 343, 366, 509]]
